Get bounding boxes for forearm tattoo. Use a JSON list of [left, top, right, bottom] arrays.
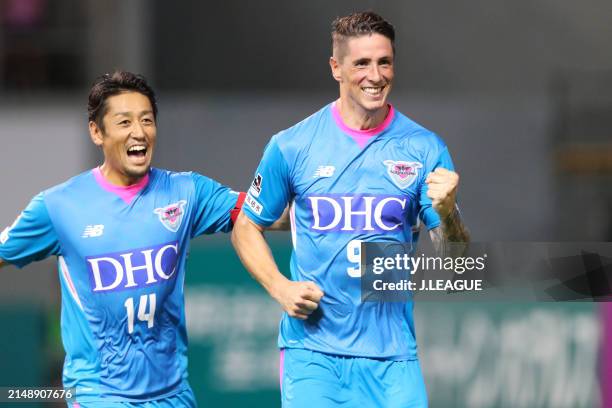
[[429, 206, 470, 256]]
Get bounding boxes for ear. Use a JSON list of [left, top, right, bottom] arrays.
[[329, 56, 342, 83], [89, 121, 104, 147]]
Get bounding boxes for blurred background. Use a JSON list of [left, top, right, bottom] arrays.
[[0, 0, 611, 406]]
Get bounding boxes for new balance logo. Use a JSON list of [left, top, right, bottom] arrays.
[[82, 225, 104, 238], [314, 165, 335, 178]]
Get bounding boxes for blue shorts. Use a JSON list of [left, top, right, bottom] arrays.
[[67, 387, 197, 408], [280, 348, 428, 408]]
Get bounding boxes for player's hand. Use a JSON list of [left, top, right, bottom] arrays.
[[274, 280, 324, 320], [425, 168, 459, 219]]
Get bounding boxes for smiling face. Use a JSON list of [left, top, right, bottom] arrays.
[[330, 33, 394, 118], [89, 91, 156, 186]]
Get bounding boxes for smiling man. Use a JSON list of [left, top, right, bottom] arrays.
[[0, 71, 250, 407], [232, 11, 469, 408]]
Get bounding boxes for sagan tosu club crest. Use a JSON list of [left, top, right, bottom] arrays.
[[154, 200, 187, 232], [383, 160, 423, 189]]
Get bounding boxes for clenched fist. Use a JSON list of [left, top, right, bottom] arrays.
[[274, 280, 324, 320], [425, 167, 459, 219]]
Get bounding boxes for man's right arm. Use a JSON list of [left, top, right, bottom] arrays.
[[231, 211, 323, 320], [0, 194, 60, 268], [235, 136, 324, 319], [265, 206, 291, 231]]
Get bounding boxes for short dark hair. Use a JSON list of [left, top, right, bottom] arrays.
[[87, 71, 157, 130], [331, 11, 395, 61]]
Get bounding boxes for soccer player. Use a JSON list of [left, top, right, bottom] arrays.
[[232, 11, 469, 408], [0, 71, 283, 407]]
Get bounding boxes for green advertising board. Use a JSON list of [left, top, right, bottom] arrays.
[[0, 305, 46, 408], [184, 235, 599, 407], [185, 234, 290, 407]]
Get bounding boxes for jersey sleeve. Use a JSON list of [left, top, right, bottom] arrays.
[[0, 193, 61, 268], [419, 144, 456, 230], [242, 136, 292, 227], [190, 173, 239, 237]]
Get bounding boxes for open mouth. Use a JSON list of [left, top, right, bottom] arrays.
[[126, 145, 148, 162], [361, 85, 386, 97]]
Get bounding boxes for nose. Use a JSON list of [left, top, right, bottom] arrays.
[[131, 122, 146, 139], [367, 65, 382, 83]]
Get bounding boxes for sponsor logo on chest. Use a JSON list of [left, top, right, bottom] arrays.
[[86, 241, 179, 293], [306, 194, 407, 232]]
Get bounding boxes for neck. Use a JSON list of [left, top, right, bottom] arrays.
[[99, 163, 144, 187], [336, 97, 388, 130]]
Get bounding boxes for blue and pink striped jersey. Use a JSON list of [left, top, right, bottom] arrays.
[[243, 102, 454, 360], [0, 168, 238, 403]]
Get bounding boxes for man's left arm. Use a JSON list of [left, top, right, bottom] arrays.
[[425, 168, 470, 253]]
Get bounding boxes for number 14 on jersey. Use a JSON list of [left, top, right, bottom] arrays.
[[124, 294, 156, 334]]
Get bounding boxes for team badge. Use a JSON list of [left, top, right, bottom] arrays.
[[154, 200, 187, 232], [249, 173, 263, 197], [383, 160, 422, 189]]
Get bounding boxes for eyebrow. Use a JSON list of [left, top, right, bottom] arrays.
[[112, 110, 154, 117]]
